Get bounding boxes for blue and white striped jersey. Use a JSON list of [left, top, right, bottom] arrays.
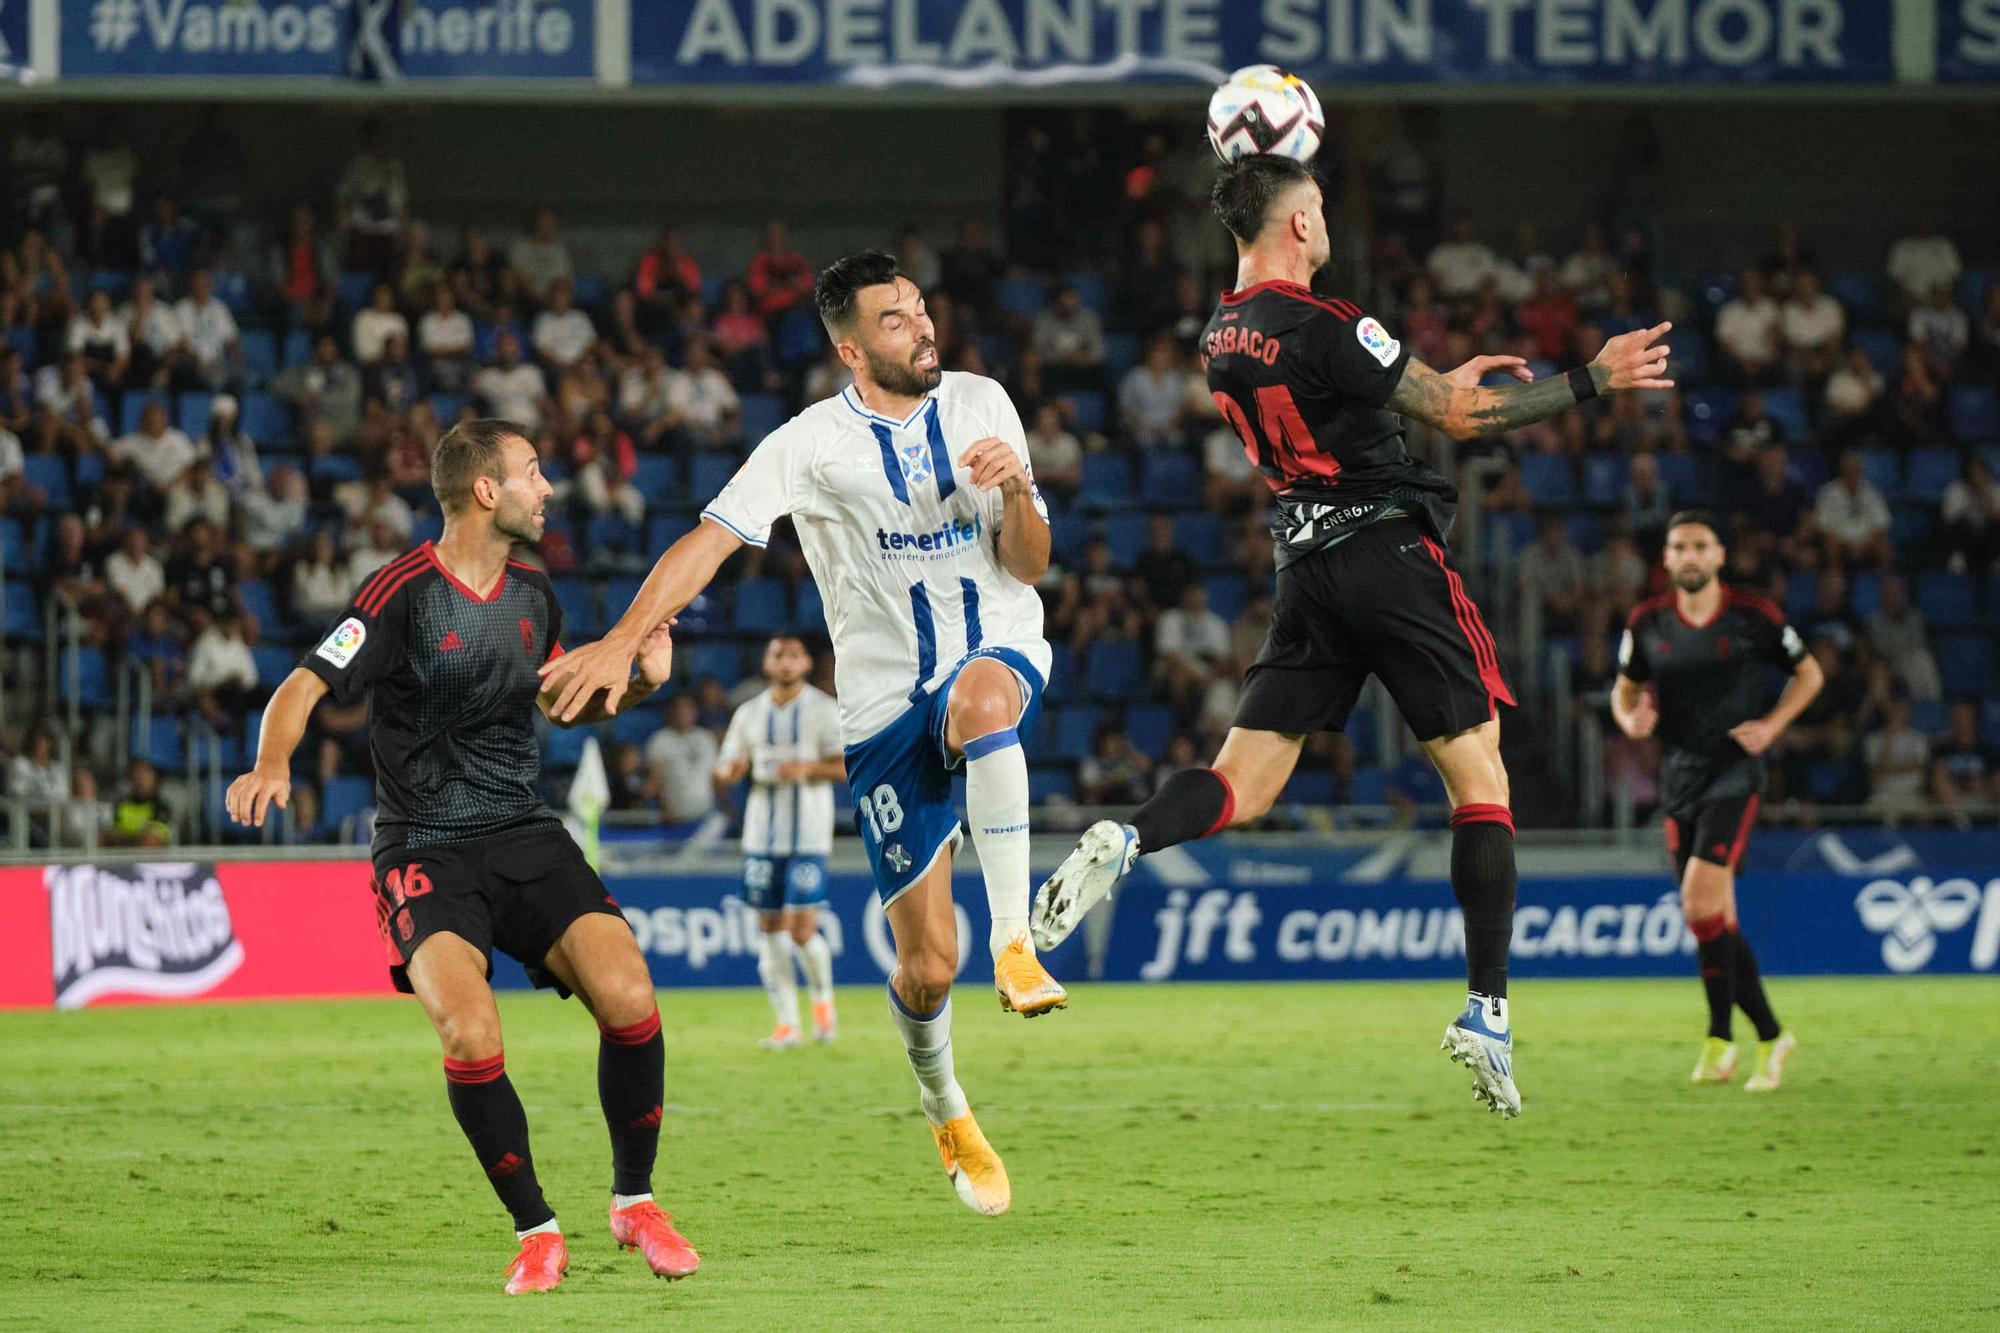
[[717, 684, 842, 857]]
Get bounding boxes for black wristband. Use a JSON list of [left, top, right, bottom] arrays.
[[1566, 366, 1599, 402]]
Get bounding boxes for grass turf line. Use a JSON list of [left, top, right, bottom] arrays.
[[2, 978, 1996, 1330]]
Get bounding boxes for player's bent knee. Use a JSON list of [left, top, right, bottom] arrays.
[[596, 975, 660, 1030], [436, 1009, 502, 1063], [900, 952, 956, 1008]]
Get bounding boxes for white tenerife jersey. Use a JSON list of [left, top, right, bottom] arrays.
[[717, 684, 843, 857], [702, 372, 1052, 744]]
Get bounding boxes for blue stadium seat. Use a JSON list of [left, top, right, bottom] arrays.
[[1582, 452, 1629, 507], [309, 453, 362, 485], [1666, 333, 1712, 387], [1937, 635, 1996, 697], [429, 393, 466, 423], [1049, 511, 1090, 563], [977, 333, 1016, 372], [1656, 452, 1704, 504], [775, 310, 821, 366], [1484, 509, 1534, 563], [1102, 513, 1150, 567], [1284, 769, 1337, 805], [1103, 332, 1141, 379], [570, 272, 609, 310], [0, 518, 27, 575], [236, 580, 287, 641], [59, 647, 112, 709], [1349, 767, 1389, 805], [794, 579, 825, 632], [1203, 575, 1248, 622], [2, 581, 41, 642], [22, 454, 71, 509], [646, 513, 695, 553], [120, 391, 171, 436], [1564, 514, 1604, 555], [995, 277, 1047, 321], [1851, 326, 1902, 377], [1042, 643, 1074, 704], [4, 326, 37, 367], [88, 268, 133, 301], [1047, 705, 1102, 761], [690, 452, 737, 503], [283, 329, 314, 369], [1694, 272, 1739, 316], [1948, 385, 1998, 443], [1518, 452, 1576, 506], [586, 513, 641, 555], [322, 775, 376, 832], [1762, 388, 1808, 441], [1063, 391, 1108, 434], [1783, 570, 1819, 622], [681, 639, 741, 683], [1860, 447, 1901, 497], [609, 710, 658, 747], [1850, 571, 1882, 617], [1173, 512, 1225, 564], [1916, 572, 1978, 628], [1348, 704, 1379, 754], [176, 391, 214, 437], [242, 391, 291, 444], [1806, 760, 1849, 802], [1078, 453, 1134, 511], [1905, 448, 1962, 503], [1828, 272, 1884, 321], [1911, 699, 1950, 736], [1891, 504, 1933, 551], [1124, 703, 1174, 756], [240, 329, 279, 382], [1684, 388, 1736, 445], [252, 644, 296, 689], [1958, 268, 2000, 315], [337, 272, 375, 312], [410, 512, 444, 546], [732, 578, 789, 633], [1140, 453, 1200, 509], [212, 271, 252, 316], [1788, 448, 1831, 494], [740, 393, 786, 441], [1084, 639, 1141, 699], [551, 577, 596, 639], [133, 715, 185, 769], [541, 723, 593, 771], [1029, 766, 1076, 804]]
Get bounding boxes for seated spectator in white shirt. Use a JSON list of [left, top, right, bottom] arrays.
[[801, 344, 853, 405], [1155, 583, 1232, 717], [351, 283, 409, 365], [1025, 401, 1082, 501], [188, 611, 259, 726], [669, 338, 740, 447], [1864, 697, 1931, 825], [67, 289, 130, 391], [509, 207, 574, 305], [1866, 574, 1942, 702], [1779, 269, 1844, 385], [0, 425, 35, 512], [292, 530, 354, 622], [120, 277, 189, 390], [112, 399, 199, 494], [239, 464, 307, 560], [163, 458, 231, 534], [1030, 286, 1105, 391], [1815, 451, 1893, 570], [171, 268, 240, 388], [1426, 214, 1497, 301], [531, 278, 597, 369], [1907, 285, 1970, 379], [1824, 345, 1884, 421], [644, 695, 720, 825], [106, 527, 166, 615], [473, 331, 548, 431], [417, 286, 476, 392], [1714, 268, 1782, 386], [1885, 213, 1961, 313], [1559, 222, 1618, 311], [347, 517, 405, 585], [1119, 334, 1193, 448]]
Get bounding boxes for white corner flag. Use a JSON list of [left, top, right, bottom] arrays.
[[566, 734, 611, 872]]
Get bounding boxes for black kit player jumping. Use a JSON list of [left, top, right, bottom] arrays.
[[225, 419, 698, 1294], [1032, 153, 1675, 1119], [1611, 511, 1821, 1092]]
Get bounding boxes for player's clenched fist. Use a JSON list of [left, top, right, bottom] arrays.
[[1592, 321, 1675, 392], [958, 436, 1028, 494], [1619, 692, 1659, 740], [225, 766, 291, 828]]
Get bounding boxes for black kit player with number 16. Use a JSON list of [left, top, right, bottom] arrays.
[[1033, 152, 1677, 1120], [1612, 511, 1821, 1093], [224, 419, 699, 1295]]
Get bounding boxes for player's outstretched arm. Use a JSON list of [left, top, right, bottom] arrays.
[[1729, 653, 1824, 755], [539, 521, 742, 721], [538, 622, 677, 728], [224, 667, 330, 827], [1387, 323, 1674, 440], [1609, 675, 1658, 740]]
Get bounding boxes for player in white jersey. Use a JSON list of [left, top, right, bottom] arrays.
[[714, 634, 846, 1049], [542, 251, 1066, 1218]]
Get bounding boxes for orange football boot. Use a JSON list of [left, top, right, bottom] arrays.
[[503, 1231, 568, 1295], [609, 1200, 701, 1279]]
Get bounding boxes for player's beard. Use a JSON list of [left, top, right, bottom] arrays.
[[494, 496, 542, 546], [1672, 566, 1714, 593], [866, 340, 942, 398]]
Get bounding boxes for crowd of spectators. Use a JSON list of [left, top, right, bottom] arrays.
[[3, 112, 1997, 846]]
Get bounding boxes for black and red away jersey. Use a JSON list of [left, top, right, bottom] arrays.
[[1200, 280, 1451, 567], [299, 542, 564, 853], [1619, 587, 1809, 807]]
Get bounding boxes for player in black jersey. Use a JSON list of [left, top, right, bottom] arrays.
[[1034, 153, 1674, 1118], [1611, 512, 1821, 1092], [224, 420, 699, 1294]]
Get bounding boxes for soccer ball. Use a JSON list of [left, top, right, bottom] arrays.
[[1205, 65, 1325, 165]]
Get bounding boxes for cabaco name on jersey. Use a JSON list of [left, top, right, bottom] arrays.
[[1204, 326, 1284, 367], [875, 515, 982, 557], [47, 863, 245, 1009]]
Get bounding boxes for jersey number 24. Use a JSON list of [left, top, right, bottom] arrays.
[[1212, 384, 1338, 483]]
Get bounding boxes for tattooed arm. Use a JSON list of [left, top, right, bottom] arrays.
[[1387, 321, 1674, 440]]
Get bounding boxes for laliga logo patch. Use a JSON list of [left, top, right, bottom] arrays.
[[316, 616, 367, 668], [1356, 317, 1400, 368], [1854, 877, 1983, 972], [898, 440, 933, 487]]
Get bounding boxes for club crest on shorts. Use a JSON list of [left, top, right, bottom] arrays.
[[884, 844, 912, 874]]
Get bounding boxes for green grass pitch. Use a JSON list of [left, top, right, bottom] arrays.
[[4, 978, 1996, 1330]]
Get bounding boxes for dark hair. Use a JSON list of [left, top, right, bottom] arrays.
[[432, 418, 525, 513], [767, 632, 811, 657], [1211, 155, 1318, 244], [815, 250, 906, 337], [1665, 509, 1719, 537]]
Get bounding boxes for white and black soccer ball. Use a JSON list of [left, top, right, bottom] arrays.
[[1205, 65, 1325, 165]]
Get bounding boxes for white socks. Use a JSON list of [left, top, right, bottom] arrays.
[[964, 726, 1032, 961], [888, 987, 969, 1126], [796, 931, 835, 1005], [611, 1192, 651, 1211], [757, 930, 800, 1030], [517, 1217, 561, 1240]]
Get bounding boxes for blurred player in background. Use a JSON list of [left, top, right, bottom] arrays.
[[1611, 512, 1821, 1091], [1035, 154, 1675, 1119], [225, 420, 699, 1294], [542, 251, 1061, 1217], [714, 633, 847, 1048]]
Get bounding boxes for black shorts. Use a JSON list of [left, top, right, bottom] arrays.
[[1235, 516, 1516, 742], [1663, 791, 1761, 881], [369, 821, 625, 997]]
